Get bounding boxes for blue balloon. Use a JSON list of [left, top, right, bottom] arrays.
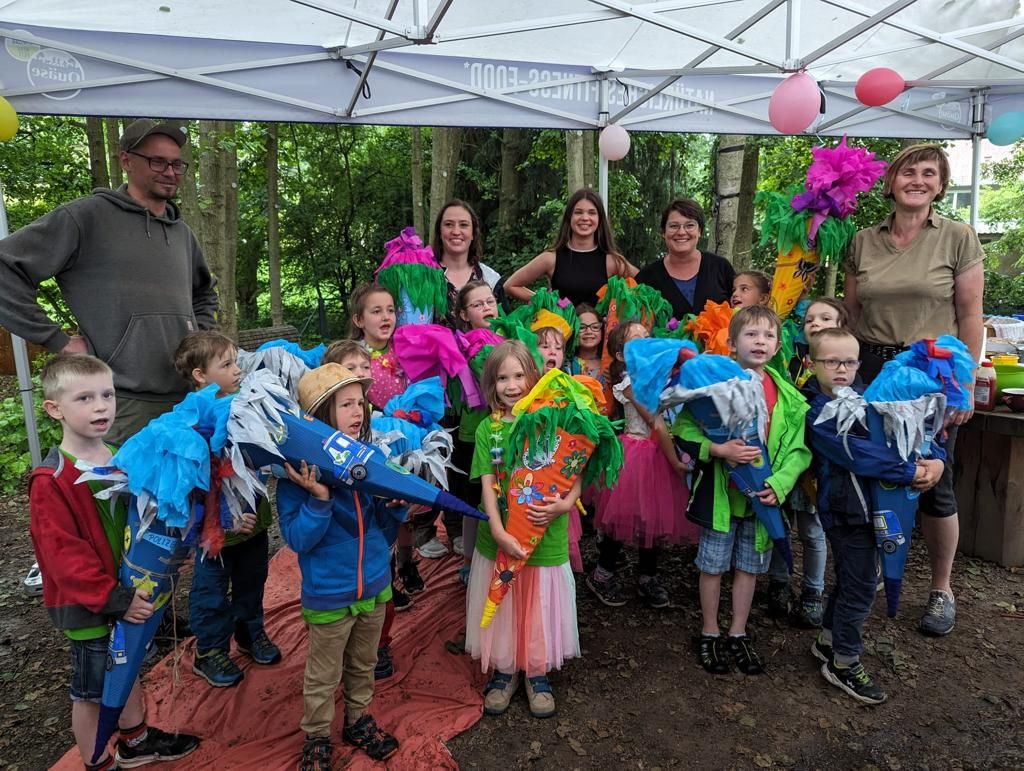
[[987, 111, 1024, 146]]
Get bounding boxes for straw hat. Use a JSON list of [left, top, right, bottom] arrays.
[[298, 363, 372, 414]]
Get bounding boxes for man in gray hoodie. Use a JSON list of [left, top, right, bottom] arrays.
[[0, 119, 220, 443]]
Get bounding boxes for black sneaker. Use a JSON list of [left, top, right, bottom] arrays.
[[392, 585, 413, 612], [767, 580, 791, 619], [237, 630, 282, 665], [299, 736, 333, 771], [398, 561, 426, 595], [375, 645, 394, 680], [585, 571, 628, 607], [797, 591, 824, 628], [821, 659, 887, 705], [698, 635, 731, 675], [342, 714, 399, 761], [636, 576, 670, 609], [192, 648, 244, 688], [114, 727, 200, 768], [810, 635, 833, 664], [727, 634, 764, 675]]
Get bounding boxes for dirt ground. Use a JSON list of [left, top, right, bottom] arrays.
[[1, 369, 1022, 770]]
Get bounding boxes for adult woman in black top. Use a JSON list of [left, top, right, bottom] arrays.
[[635, 199, 735, 320], [504, 189, 636, 307]]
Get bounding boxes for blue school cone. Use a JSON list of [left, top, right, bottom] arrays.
[[687, 395, 792, 572], [239, 408, 486, 521], [93, 504, 190, 763]]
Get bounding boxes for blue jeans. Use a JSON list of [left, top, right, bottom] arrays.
[[822, 523, 878, 659], [189, 529, 270, 654], [768, 509, 826, 594]]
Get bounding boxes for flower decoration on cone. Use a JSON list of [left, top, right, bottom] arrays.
[[375, 226, 448, 326], [757, 136, 886, 319], [684, 300, 733, 355]]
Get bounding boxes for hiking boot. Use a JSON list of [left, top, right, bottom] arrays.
[[767, 580, 791, 619], [398, 561, 425, 594], [525, 675, 556, 719], [342, 714, 399, 761], [821, 659, 887, 705], [375, 645, 394, 680], [727, 634, 764, 675], [299, 736, 333, 771], [114, 727, 200, 768], [698, 635, 731, 675], [452, 536, 465, 557], [919, 590, 956, 637], [585, 571, 628, 607], [636, 576, 670, 609], [418, 536, 449, 559], [810, 634, 833, 664], [237, 630, 281, 665], [483, 670, 520, 715], [392, 586, 413, 612], [797, 591, 824, 628], [192, 648, 244, 687]]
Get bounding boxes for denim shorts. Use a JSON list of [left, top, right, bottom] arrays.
[[696, 517, 772, 575], [69, 636, 108, 702]]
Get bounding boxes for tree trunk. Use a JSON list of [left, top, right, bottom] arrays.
[[266, 123, 283, 326], [566, 129, 585, 194], [84, 118, 109, 190], [497, 128, 524, 255], [710, 134, 746, 261], [428, 127, 463, 229], [410, 127, 426, 238], [732, 141, 760, 271], [177, 125, 204, 247], [583, 130, 596, 190], [222, 121, 238, 338], [823, 259, 840, 299], [198, 120, 231, 334], [105, 118, 123, 188]]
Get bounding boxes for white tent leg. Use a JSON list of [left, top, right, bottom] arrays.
[[599, 77, 610, 208], [969, 92, 984, 232], [0, 183, 42, 468]]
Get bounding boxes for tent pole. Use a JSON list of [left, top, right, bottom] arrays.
[[0, 182, 43, 468], [969, 91, 985, 232], [598, 76, 609, 209]]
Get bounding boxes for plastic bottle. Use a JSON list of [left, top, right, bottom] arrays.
[[974, 360, 997, 411]]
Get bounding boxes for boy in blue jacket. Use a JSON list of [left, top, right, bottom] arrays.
[[804, 328, 945, 705]]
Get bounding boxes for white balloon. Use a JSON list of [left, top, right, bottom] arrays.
[[599, 124, 631, 161]]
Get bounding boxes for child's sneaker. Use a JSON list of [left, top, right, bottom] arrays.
[[375, 645, 394, 680], [342, 714, 399, 761], [727, 634, 764, 675], [483, 670, 520, 715], [457, 565, 471, 587], [810, 634, 833, 664], [299, 736, 333, 771], [418, 536, 449, 559], [797, 590, 824, 628], [114, 727, 200, 768], [585, 570, 628, 607], [237, 630, 281, 665], [192, 648, 244, 687], [636, 576, 670, 609], [392, 586, 413, 612], [698, 635, 731, 675], [525, 675, 556, 718], [452, 536, 465, 556], [821, 659, 887, 705], [22, 561, 43, 596], [767, 580, 791, 619], [398, 561, 426, 594]]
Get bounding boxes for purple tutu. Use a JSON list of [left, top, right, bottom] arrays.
[[595, 434, 696, 548]]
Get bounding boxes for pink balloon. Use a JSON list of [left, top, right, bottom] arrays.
[[855, 67, 905, 107], [768, 72, 821, 134], [599, 124, 631, 161]]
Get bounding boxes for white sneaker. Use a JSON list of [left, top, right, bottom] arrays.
[[452, 536, 464, 557], [418, 537, 449, 559], [23, 562, 43, 596]]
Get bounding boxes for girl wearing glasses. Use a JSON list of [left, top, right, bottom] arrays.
[[569, 304, 604, 382]]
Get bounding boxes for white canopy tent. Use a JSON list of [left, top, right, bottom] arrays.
[[2, 0, 1023, 463]]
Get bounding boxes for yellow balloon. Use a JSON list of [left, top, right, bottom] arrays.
[[0, 97, 19, 141]]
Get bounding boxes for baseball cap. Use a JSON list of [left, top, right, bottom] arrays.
[[119, 119, 189, 152]]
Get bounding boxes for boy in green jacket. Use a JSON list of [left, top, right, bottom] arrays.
[[673, 306, 811, 676]]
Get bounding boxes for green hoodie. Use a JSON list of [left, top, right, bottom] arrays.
[[672, 366, 812, 551]]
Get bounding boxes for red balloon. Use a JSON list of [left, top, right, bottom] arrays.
[[855, 68, 905, 107], [768, 72, 821, 134]]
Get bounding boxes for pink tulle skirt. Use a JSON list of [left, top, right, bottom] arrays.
[[465, 550, 579, 677], [594, 434, 696, 548]]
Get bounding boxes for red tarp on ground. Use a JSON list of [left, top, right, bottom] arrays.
[[54, 546, 486, 770]]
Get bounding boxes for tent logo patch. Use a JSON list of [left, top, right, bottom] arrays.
[[27, 47, 84, 101]]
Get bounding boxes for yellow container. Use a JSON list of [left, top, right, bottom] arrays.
[[990, 354, 1020, 366]]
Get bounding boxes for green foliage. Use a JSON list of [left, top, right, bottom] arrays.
[[0, 369, 63, 494], [980, 140, 1024, 268], [983, 269, 1024, 316]]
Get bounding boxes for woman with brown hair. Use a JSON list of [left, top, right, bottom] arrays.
[[431, 199, 501, 329], [844, 142, 985, 639], [504, 189, 636, 307]]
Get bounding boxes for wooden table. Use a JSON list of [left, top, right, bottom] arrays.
[[954, 407, 1024, 567]]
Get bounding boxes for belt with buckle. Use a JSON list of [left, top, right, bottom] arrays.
[[862, 341, 907, 361]]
